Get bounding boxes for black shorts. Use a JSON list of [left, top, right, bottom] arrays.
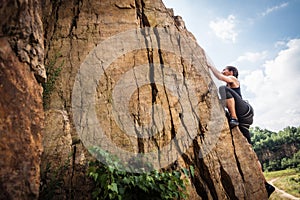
[[219, 86, 254, 143]]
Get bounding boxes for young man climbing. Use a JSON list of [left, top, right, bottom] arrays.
[[207, 64, 275, 197]]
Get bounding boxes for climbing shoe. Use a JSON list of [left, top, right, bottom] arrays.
[[265, 182, 275, 197], [229, 118, 239, 128]]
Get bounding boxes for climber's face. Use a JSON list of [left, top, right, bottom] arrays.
[[222, 68, 232, 76]]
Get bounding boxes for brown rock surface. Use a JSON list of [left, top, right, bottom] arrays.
[[0, 0, 44, 199], [41, 0, 268, 199], [0, 0, 268, 199]]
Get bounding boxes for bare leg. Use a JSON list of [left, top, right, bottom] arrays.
[[226, 98, 237, 119]]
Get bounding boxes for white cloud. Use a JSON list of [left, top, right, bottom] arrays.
[[261, 2, 289, 17], [243, 70, 264, 94], [236, 51, 268, 63], [242, 39, 300, 131], [274, 40, 286, 48], [228, 51, 268, 75], [209, 15, 238, 43]]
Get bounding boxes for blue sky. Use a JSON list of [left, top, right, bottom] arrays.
[[163, 0, 300, 131]]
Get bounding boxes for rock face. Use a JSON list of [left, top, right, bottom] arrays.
[[0, 1, 44, 199], [41, 0, 268, 199], [0, 0, 268, 199]]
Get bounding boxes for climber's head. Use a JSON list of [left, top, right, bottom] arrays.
[[223, 66, 239, 78]]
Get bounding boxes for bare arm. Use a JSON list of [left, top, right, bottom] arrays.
[[208, 64, 237, 85]]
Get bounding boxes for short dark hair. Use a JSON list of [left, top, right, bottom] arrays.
[[226, 66, 239, 78]]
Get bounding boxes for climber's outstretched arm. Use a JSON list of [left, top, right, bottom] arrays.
[[207, 64, 238, 87]]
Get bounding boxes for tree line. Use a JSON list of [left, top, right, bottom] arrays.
[[250, 126, 300, 172]]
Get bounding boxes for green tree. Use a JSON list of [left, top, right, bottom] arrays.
[[250, 126, 300, 171]]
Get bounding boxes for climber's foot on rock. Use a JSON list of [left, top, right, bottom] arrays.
[[229, 118, 239, 128]]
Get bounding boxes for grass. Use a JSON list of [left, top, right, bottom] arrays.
[[264, 168, 300, 199]]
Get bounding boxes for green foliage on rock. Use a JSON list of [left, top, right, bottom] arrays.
[[42, 53, 63, 109], [39, 161, 69, 200], [87, 147, 193, 200]]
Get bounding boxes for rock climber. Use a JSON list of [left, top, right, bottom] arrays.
[[207, 64, 275, 197], [207, 64, 254, 143]]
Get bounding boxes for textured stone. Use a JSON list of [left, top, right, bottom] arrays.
[[40, 0, 268, 199], [39, 109, 93, 200], [0, 0, 46, 83], [42, 110, 72, 169], [0, 1, 44, 199], [0, 39, 43, 200]]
